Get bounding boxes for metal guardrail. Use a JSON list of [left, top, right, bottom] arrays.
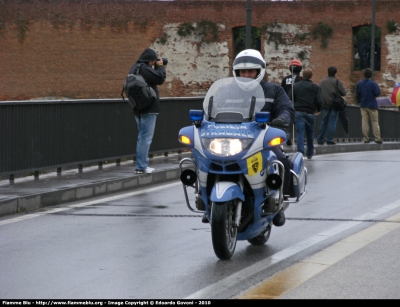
[[0, 97, 203, 181], [1, 98, 399, 182]]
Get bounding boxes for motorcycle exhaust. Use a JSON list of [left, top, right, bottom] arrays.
[[180, 169, 197, 186], [266, 173, 282, 190]]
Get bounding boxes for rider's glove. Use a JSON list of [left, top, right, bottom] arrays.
[[271, 117, 287, 127]]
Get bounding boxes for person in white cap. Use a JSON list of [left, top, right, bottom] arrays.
[[202, 49, 294, 225]]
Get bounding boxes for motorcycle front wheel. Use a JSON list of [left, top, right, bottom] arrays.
[[211, 200, 238, 260]]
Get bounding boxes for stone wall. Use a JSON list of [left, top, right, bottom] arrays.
[[1, 0, 400, 103]]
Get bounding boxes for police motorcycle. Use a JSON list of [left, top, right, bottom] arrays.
[[178, 76, 307, 260]]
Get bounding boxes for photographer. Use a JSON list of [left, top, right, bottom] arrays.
[[128, 48, 167, 174]]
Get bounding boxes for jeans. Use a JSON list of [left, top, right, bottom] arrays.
[[134, 113, 158, 170], [317, 107, 339, 143], [295, 112, 316, 157]]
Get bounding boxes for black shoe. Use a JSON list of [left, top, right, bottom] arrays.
[[202, 213, 209, 223], [317, 141, 324, 145], [273, 209, 285, 227], [327, 141, 336, 145], [375, 140, 383, 144], [364, 141, 370, 143], [307, 155, 313, 159]]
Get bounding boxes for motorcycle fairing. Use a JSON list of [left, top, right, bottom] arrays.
[[178, 126, 195, 148], [240, 126, 266, 159], [193, 125, 207, 159], [289, 152, 307, 198], [200, 121, 256, 139], [246, 152, 263, 177], [210, 182, 245, 202], [237, 214, 274, 240], [196, 165, 209, 189], [262, 126, 287, 149], [198, 121, 262, 161], [240, 150, 277, 190]]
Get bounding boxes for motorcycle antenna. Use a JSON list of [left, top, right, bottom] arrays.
[[207, 96, 214, 120], [249, 96, 256, 118]]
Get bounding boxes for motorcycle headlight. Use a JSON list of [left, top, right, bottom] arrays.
[[202, 138, 253, 156]]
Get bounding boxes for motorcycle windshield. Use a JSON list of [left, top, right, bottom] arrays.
[[203, 77, 266, 123]]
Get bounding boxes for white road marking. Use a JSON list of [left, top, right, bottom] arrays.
[[185, 199, 400, 299], [236, 211, 400, 299]]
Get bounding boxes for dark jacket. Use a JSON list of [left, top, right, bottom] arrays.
[[356, 78, 380, 109], [318, 76, 346, 108], [289, 79, 322, 114], [128, 48, 166, 114], [281, 74, 303, 97], [260, 80, 295, 126]]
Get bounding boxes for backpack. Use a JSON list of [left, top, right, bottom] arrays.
[[121, 63, 157, 111], [331, 79, 347, 111]]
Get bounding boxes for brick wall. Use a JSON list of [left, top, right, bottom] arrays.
[[1, 0, 400, 103]]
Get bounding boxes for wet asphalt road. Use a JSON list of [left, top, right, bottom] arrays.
[[1, 150, 400, 299]]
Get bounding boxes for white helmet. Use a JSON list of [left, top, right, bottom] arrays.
[[232, 49, 266, 90]]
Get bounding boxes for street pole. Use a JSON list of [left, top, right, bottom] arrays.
[[370, 0, 376, 79], [246, 0, 252, 49]]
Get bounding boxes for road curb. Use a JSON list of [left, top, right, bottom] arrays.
[[0, 166, 184, 217]]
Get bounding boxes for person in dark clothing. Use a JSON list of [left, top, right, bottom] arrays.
[[289, 69, 322, 159], [232, 50, 295, 139], [281, 59, 303, 95], [356, 39, 370, 70], [128, 48, 167, 174], [356, 68, 382, 144], [202, 49, 294, 225], [317, 67, 346, 145], [230, 49, 295, 226], [281, 59, 303, 146]]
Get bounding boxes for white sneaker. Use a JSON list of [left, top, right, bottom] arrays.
[[146, 167, 155, 173]]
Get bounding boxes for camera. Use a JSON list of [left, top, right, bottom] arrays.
[[158, 58, 168, 65]]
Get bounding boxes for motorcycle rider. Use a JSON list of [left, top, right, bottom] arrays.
[[202, 49, 295, 225]]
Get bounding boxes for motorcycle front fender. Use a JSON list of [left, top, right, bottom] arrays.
[[210, 181, 245, 202]]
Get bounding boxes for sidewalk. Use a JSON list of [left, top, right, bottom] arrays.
[[1, 141, 400, 218]]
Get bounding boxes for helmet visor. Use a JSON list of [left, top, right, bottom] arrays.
[[233, 56, 266, 69]]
